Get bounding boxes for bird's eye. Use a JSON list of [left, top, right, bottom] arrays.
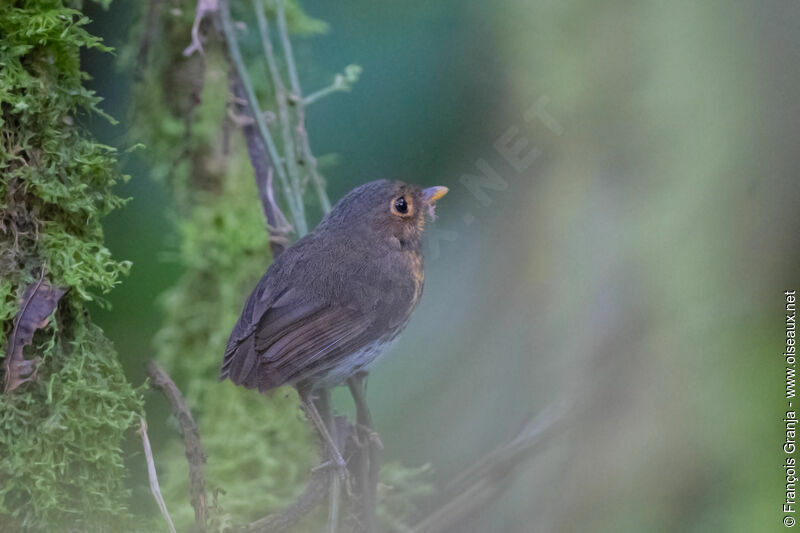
[[392, 196, 410, 216]]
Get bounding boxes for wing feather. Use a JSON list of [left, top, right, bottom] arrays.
[[221, 287, 375, 390]]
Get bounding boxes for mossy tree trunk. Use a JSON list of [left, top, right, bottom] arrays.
[[0, 1, 431, 531], [0, 2, 143, 531]]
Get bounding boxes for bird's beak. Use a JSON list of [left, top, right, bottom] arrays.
[[422, 186, 449, 204]]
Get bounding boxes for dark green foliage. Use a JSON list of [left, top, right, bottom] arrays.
[[0, 1, 143, 530]]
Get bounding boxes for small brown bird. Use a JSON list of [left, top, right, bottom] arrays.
[[220, 179, 447, 462]]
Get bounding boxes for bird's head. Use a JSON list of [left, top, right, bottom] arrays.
[[317, 179, 448, 251]]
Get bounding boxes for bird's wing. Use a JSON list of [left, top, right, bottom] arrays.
[[221, 284, 374, 391]]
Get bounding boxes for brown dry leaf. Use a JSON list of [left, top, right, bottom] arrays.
[[3, 278, 67, 394]]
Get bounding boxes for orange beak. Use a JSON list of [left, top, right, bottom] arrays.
[[422, 186, 449, 204]]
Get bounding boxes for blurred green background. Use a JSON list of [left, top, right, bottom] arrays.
[[82, 0, 798, 531]]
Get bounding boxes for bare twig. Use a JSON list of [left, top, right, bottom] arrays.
[[327, 438, 343, 533], [138, 417, 178, 533], [231, 78, 292, 257], [253, 0, 308, 219], [273, 0, 300, 100], [217, 0, 307, 234], [146, 360, 208, 532], [313, 388, 342, 533], [183, 0, 218, 57], [410, 404, 568, 533], [274, 0, 332, 213], [347, 375, 380, 533]]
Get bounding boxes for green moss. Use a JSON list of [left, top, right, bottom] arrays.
[[0, 1, 143, 530], [0, 318, 143, 531]]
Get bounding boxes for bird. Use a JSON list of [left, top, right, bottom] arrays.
[[220, 179, 448, 466]]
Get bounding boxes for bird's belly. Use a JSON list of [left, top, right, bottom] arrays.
[[311, 336, 397, 389]]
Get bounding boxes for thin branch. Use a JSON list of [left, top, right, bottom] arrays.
[[410, 404, 568, 533], [217, 0, 307, 235], [138, 417, 178, 533], [315, 388, 342, 533], [232, 79, 292, 257], [183, 0, 218, 57], [347, 375, 380, 533], [327, 449, 342, 533], [252, 0, 308, 226], [275, 0, 332, 213], [146, 360, 208, 532], [296, 119, 331, 214], [273, 0, 301, 102], [251, 0, 282, 97]]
